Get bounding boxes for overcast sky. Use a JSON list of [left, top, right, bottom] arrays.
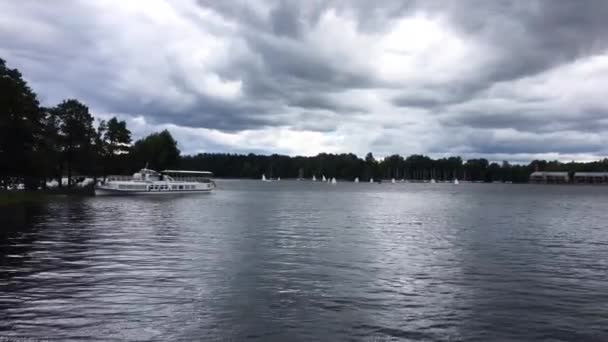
[[2, 1, 608, 161]]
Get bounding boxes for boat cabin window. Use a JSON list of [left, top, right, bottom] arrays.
[[178, 185, 183, 190], [161, 170, 213, 183]]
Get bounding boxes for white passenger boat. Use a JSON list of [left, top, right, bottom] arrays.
[[95, 168, 215, 196]]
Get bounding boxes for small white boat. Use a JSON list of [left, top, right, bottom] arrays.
[[262, 174, 279, 182], [331, 177, 337, 184], [453, 178, 460, 185], [312, 175, 317, 182], [430, 178, 436, 184], [354, 177, 359, 183], [95, 169, 215, 196], [322, 175, 327, 182], [391, 178, 396, 184], [370, 178, 374, 183], [262, 173, 281, 182]]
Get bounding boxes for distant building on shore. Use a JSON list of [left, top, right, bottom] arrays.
[[530, 171, 608, 184], [572, 172, 608, 184], [529, 172, 569, 184]]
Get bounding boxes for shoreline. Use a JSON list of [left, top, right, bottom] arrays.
[[0, 187, 93, 206]]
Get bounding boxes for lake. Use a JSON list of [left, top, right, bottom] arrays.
[[1, 181, 608, 341]]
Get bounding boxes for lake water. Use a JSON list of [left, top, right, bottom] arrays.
[[1, 181, 608, 341]]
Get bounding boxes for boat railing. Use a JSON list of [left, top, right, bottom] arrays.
[[168, 176, 213, 183], [105, 175, 132, 181], [105, 174, 212, 183]]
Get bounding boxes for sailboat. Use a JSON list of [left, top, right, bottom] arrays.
[[322, 175, 327, 182], [370, 178, 374, 183], [453, 178, 459, 185], [430, 178, 436, 184], [312, 175, 317, 181], [262, 174, 275, 182], [354, 177, 359, 183], [331, 177, 337, 184], [391, 178, 396, 184]]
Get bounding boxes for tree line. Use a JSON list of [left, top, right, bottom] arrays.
[[180, 153, 555, 183], [3, 57, 608, 189]]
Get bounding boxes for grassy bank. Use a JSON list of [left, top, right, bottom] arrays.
[[0, 191, 51, 206], [0, 187, 93, 206]]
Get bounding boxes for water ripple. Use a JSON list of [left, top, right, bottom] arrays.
[[1, 182, 608, 340]]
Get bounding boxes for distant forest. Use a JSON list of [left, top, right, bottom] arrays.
[[3, 57, 608, 189]]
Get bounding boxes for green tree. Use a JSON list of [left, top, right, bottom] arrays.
[[0, 58, 43, 189], [464, 158, 489, 182], [54, 99, 96, 187], [364, 152, 378, 180], [98, 117, 132, 176], [132, 129, 180, 171], [105, 117, 131, 154], [381, 154, 405, 179], [37, 107, 62, 187]]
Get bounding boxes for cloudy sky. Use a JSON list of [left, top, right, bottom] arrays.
[[2, 0, 608, 162]]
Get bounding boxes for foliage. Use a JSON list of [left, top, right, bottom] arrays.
[[131, 130, 180, 171], [178, 152, 535, 182], [97, 117, 132, 175], [0, 58, 43, 189], [54, 99, 96, 186]]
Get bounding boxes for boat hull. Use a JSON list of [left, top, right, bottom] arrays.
[[94, 187, 213, 196]]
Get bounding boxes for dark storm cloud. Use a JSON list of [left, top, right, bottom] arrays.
[[443, 106, 608, 135], [426, 128, 606, 157], [390, 87, 462, 109], [470, 135, 604, 155], [2, 0, 608, 158], [286, 93, 365, 113], [112, 97, 275, 132], [388, 0, 608, 111], [392, 95, 444, 109], [241, 32, 378, 91], [449, 1, 608, 81]]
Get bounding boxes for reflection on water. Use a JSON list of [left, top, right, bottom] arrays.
[[1, 182, 608, 341]]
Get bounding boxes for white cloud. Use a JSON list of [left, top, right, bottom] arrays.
[[2, 0, 608, 162]]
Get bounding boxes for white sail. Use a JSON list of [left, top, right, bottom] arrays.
[[277, 177, 281, 181], [370, 178, 374, 183], [391, 178, 396, 184], [312, 175, 317, 181], [322, 175, 327, 182], [430, 178, 436, 184], [262, 174, 267, 181], [331, 177, 337, 184], [354, 177, 359, 183], [453, 178, 459, 185]]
